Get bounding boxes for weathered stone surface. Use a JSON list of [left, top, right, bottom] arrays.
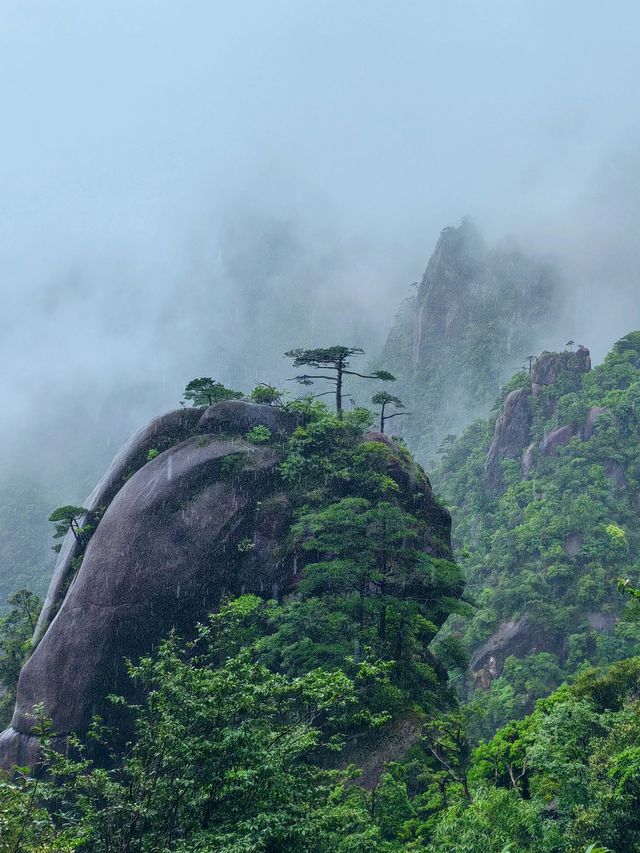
[[485, 387, 532, 490], [604, 459, 627, 489], [521, 442, 536, 479], [583, 406, 608, 440], [4, 435, 288, 763], [539, 424, 574, 457], [198, 400, 298, 437], [564, 534, 583, 558], [0, 726, 67, 771], [587, 612, 618, 632], [0, 726, 39, 769], [471, 617, 530, 688], [346, 711, 424, 790], [411, 220, 488, 368], [471, 615, 563, 688], [361, 430, 396, 449], [34, 408, 202, 644], [1, 407, 455, 771], [532, 346, 591, 397]]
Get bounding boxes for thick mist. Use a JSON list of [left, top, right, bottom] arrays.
[[1, 2, 640, 594]]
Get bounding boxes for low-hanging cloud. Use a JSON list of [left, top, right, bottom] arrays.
[[1, 1, 640, 594]]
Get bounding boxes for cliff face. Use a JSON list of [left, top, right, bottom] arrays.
[[484, 347, 592, 491], [0, 402, 455, 770], [382, 220, 561, 464], [436, 333, 640, 715]]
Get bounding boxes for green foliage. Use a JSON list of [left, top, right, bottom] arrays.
[[48, 504, 91, 547], [264, 496, 462, 701], [1, 599, 399, 852], [0, 589, 41, 726], [146, 447, 159, 461], [262, 402, 463, 719], [182, 377, 244, 407], [250, 383, 284, 405], [245, 424, 272, 444], [435, 331, 640, 719], [236, 536, 256, 553], [12, 365, 640, 850], [285, 345, 395, 416], [220, 451, 251, 481], [0, 390, 469, 851], [0, 761, 76, 852]]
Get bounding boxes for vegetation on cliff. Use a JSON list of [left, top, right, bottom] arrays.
[[435, 332, 640, 734], [4, 332, 640, 850], [0, 397, 467, 851]]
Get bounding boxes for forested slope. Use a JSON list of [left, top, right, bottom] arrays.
[[435, 332, 640, 733]]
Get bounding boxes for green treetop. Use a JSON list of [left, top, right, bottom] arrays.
[[48, 505, 90, 544], [285, 346, 395, 417], [250, 382, 283, 406], [371, 391, 408, 433], [182, 377, 244, 407]]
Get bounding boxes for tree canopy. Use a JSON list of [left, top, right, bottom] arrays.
[[48, 505, 90, 545], [285, 346, 395, 417], [182, 377, 244, 407], [371, 391, 408, 433]]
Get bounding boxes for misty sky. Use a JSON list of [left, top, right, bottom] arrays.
[[2, 1, 640, 495]]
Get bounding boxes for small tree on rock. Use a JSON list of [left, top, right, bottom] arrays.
[[183, 378, 244, 407], [285, 346, 395, 417], [48, 505, 90, 548], [371, 391, 409, 433], [250, 383, 283, 406]]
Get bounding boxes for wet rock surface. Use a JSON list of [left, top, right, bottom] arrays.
[[471, 615, 563, 689], [34, 408, 202, 644], [198, 399, 298, 436], [539, 424, 574, 457], [532, 346, 591, 394], [1, 403, 453, 770], [485, 387, 532, 490], [1, 404, 294, 767], [583, 406, 608, 440]]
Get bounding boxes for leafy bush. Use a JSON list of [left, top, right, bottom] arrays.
[[245, 424, 272, 444]]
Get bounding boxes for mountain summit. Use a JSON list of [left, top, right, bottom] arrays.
[[383, 220, 562, 462]]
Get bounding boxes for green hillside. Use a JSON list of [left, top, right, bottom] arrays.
[[435, 332, 640, 734]]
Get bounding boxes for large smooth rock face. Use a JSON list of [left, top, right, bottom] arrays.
[[6, 432, 288, 762], [485, 387, 532, 490], [34, 408, 202, 644], [532, 346, 591, 389], [539, 424, 574, 457], [0, 401, 454, 770], [198, 400, 298, 436]]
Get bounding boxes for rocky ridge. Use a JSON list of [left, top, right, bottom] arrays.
[[382, 219, 561, 462], [0, 401, 454, 770]]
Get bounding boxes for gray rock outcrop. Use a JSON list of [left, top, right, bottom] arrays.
[[1, 403, 295, 768], [485, 387, 532, 490], [583, 406, 608, 440], [0, 402, 455, 771], [34, 408, 203, 645], [539, 424, 574, 457], [381, 220, 563, 459], [198, 399, 298, 436], [532, 346, 591, 394]]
